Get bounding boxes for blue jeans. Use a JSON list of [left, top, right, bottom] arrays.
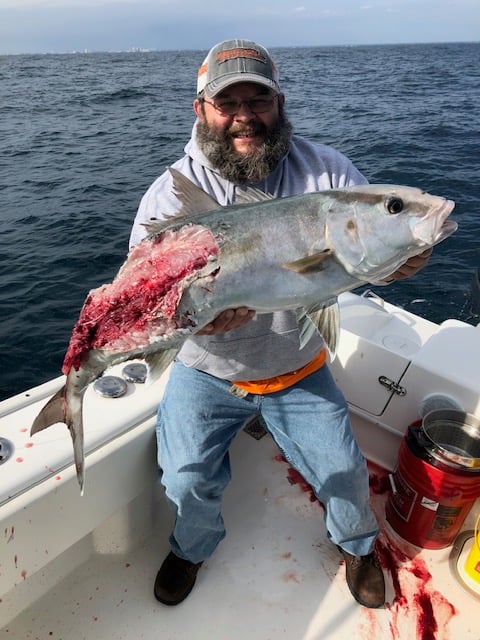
[[156, 360, 379, 564]]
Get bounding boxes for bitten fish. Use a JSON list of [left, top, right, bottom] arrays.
[[31, 169, 457, 493]]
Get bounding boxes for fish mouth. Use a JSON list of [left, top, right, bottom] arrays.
[[431, 198, 457, 245], [413, 198, 457, 247], [432, 218, 458, 245]]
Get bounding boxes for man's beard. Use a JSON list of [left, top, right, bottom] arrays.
[[196, 108, 293, 184]]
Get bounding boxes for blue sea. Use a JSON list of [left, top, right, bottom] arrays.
[[1, 42, 479, 401]]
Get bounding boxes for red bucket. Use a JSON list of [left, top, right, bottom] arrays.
[[386, 421, 480, 549]]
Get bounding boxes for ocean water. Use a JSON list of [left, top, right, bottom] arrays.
[[1, 42, 479, 401]]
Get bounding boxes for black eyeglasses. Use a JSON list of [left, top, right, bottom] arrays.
[[201, 94, 279, 116]]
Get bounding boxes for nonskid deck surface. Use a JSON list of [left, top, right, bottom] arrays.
[[1, 432, 477, 640]]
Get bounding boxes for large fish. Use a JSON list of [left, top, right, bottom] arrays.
[[31, 169, 457, 493]]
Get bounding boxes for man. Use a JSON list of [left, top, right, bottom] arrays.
[[130, 39, 431, 609]]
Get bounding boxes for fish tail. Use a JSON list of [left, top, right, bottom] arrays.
[[69, 413, 85, 496], [31, 385, 85, 495]]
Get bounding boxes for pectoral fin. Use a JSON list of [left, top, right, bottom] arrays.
[[283, 249, 333, 274], [297, 299, 340, 357]]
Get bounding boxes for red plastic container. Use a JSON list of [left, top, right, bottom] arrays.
[[386, 423, 480, 549]]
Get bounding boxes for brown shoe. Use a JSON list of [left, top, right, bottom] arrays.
[[154, 552, 203, 605], [338, 547, 385, 608]]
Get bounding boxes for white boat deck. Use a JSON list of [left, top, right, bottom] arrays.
[[2, 292, 480, 639], [2, 428, 477, 640]]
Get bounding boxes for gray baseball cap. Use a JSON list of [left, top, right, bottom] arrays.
[[197, 39, 280, 98]]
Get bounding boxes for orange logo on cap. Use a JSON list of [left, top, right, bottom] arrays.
[[216, 48, 267, 65]]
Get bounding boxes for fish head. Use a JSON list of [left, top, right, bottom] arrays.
[[325, 185, 457, 281]]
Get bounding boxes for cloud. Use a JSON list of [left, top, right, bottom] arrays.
[[0, 0, 478, 54], [0, 0, 155, 5]]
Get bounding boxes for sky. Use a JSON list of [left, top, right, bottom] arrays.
[[0, 0, 478, 55]]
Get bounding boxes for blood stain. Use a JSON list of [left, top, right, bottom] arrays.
[[282, 571, 300, 584], [376, 537, 408, 606], [16, 457, 24, 463], [364, 463, 458, 640], [416, 591, 437, 640], [369, 472, 390, 495], [274, 456, 459, 639], [408, 558, 431, 583], [286, 467, 321, 504], [274, 455, 323, 506]]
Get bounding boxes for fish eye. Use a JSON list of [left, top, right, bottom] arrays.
[[386, 197, 404, 214]]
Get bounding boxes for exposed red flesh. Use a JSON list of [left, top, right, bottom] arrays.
[[62, 225, 218, 373]]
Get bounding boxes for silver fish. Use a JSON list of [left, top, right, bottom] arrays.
[[31, 169, 457, 493]]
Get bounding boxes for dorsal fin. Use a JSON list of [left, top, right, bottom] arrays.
[[234, 186, 275, 204], [169, 167, 221, 217], [142, 168, 223, 237], [143, 169, 275, 237]]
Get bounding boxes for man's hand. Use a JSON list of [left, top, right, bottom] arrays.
[[196, 307, 256, 335], [383, 248, 433, 282]]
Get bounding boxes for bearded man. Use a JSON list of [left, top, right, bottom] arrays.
[[129, 39, 430, 609]]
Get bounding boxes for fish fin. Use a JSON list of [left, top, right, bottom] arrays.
[[234, 186, 275, 204], [68, 416, 85, 497], [31, 385, 85, 496], [142, 220, 169, 236], [296, 312, 319, 350], [283, 249, 333, 274], [141, 169, 223, 237], [297, 300, 340, 357], [31, 386, 67, 434], [169, 167, 222, 217], [145, 348, 179, 384]]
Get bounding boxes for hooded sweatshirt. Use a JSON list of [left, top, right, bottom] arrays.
[[129, 121, 368, 383]]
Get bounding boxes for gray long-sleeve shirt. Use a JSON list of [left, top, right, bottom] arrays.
[[129, 122, 368, 382]]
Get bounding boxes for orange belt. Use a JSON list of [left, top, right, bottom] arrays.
[[231, 348, 327, 395]]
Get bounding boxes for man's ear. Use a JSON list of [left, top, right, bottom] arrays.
[[193, 98, 204, 119]]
